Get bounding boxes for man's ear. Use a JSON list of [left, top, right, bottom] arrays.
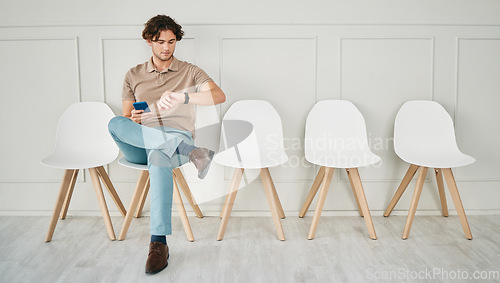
[[147, 40, 152, 47]]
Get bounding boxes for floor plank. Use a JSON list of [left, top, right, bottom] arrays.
[[0, 215, 499, 282]]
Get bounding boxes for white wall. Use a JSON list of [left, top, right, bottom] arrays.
[[1, 0, 499, 217]]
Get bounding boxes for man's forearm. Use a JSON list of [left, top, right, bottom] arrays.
[[187, 81, 226, 106], [188, 90, 225, 105]]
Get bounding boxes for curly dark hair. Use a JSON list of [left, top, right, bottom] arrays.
[[142, 15, 184, 42]]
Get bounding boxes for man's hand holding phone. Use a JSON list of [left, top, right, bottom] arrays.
[[131, 101, 153, 124]]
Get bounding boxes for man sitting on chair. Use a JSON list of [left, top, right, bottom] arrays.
[[108, 14, 225, 274]]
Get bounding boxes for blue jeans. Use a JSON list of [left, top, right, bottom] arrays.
[[108, 116, 193, 235]]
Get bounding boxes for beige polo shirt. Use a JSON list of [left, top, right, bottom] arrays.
[[122, 56, 212, 136]]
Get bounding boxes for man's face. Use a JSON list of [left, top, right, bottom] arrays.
[[148, 29, 177, 62]]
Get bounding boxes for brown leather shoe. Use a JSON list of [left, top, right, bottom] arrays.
[[188, 147, 215, 179], [145, 241, 169, 274]]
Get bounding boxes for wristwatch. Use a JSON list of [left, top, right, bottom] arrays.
[[183, 92, 189, 104]]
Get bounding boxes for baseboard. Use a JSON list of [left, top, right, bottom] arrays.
[[1, 209, 499, 217]]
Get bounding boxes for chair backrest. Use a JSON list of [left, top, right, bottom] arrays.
[[214, 100, 288, 169], [394, 100, 461, 159], [305, 100, 379, 167], [50, 102, 119, 167]]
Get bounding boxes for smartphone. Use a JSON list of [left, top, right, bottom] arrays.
[[133, 101, 151, 113]]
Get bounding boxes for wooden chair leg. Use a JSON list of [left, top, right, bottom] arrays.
[[308, 167, 335, 240], [384, 164, 419, 217], [346, 168, 363, 217], [434, 168, 449, 217], [261, 168, 285, 219], [173, 178, 195, 242], [220, 193, 229, 219], [135, 172, 150, 218], [299, 166, 325, 218], [260, 168, 285, 241], [217, 168, 244, 241], [173, 168, 203, 218], [96, 166, 127, 217], [60, 169, 79, 220], [442, 168, 472, 240], [402, 166, 427, 240], [118, 170, 149, 240], [45, 169, 76, 242], [89, 167, 116, 241], [348, 168, 377, 239]]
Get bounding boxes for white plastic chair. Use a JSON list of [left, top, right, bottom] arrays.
[[117, 158, 203, 242], [41, 102, 126, 242], [214, 100, 288, 241], [299, 100, 380, 240], [384, 100, 475, 239]]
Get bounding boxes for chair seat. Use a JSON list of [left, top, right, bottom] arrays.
[[394, 100, 475, 169], [41, 151, 115, 169], [300, 100, 379, 240], [398, 151, 475, 168], [305, 149, 381, 168], [118, 157, 191, 170], [215, 100, 288, 170], [118, 158, 148, 170], [42, 102, 121, 242], [215, 100, 288, 240], [387, 100, 474, 240]]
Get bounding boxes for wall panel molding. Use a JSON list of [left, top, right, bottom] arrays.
[[339, 37, 435, 101], [2, 23, 500, 29], [100, 36, 198, 104], [219, 37, 318, 182], [338, 37, 434, 182], [1, 17, 500, 212], [0, 37, 81, 183], [454, 37, 500, 181]]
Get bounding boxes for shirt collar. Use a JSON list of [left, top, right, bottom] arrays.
[[147, 56, 179, 73]]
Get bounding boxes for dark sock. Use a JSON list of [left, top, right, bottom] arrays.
[[177, 141, 197, 156], [151, 235, 166, 244]]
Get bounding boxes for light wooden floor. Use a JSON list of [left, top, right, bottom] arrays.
[[1, 215, 499, 283]]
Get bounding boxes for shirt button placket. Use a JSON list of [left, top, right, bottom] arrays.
[[156, 71, 162, 85]]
